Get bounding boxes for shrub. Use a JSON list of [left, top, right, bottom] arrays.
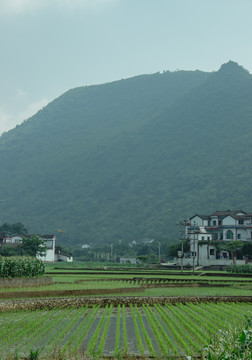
[[0, 256, 45, 278], [227, 264, 252, 274], [204, 317, 252, 359]]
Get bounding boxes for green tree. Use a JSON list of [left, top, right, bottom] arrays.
[[20, 235, 46, 257], [216, 240, 243, 264], [241, 242, 252, 258], [136, 255, 150, 263], [168, 241, 190, 257], [0, 245, 20, 257], [0, 222, 28, 236]]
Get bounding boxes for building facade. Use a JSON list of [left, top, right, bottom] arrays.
[[36, 235, 56, 262], [178, 210, 252, 267]]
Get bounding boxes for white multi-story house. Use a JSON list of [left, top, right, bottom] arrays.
[[178, 210, 252, 267]]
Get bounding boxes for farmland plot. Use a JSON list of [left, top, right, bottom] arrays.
[[0, 302, 251, 358]]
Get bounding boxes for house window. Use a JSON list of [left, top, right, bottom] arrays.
[[213, 220, 216, 226], [207, 236, 210, 240], [226, 230, 234, 239], [237, 234, 241, 239], [201, 236, 205, 241], [218, 220, 222, 225], [210, 249, 215, 256]]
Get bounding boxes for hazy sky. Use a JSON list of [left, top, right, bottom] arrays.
[[1, 0, 252, 135]]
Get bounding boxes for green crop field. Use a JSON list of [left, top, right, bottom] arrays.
[[0, 302, 251, 359], [1, 266, 252, 359]]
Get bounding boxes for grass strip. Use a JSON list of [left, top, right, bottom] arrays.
[[154, 304, 190, 355], [98, 304, 113, 355], [71, 304, 100, 354], [86, 304, 109, 356], [143, 304, 177, 356], [130, 304, 144, 355], [165, 304, 201, 353], [114, 304, 121, 356], [122, 304, 128, 354], [134, 305, 156, 357]]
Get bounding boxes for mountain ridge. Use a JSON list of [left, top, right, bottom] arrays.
[[0, 62, 252, 245]]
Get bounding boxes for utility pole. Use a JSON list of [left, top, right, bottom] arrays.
[[107, 244, 113, 260], [180, 223, 184, 272], [177, 221, 186, 272], [192, 221, 196, 272]]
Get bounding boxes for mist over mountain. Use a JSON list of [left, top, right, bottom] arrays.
[[1, 61, 252, 245]]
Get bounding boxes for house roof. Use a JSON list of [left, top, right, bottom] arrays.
[[40, 235, 56, 240], [226, 214, 252, 220], [211, 210, 246, 217], [189, 214, 209, 220]]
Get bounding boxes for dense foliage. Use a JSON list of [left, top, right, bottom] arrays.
[[205, 317, 252, 360], [0, 228, 47, 258], [0, 222, 28, 235], [0, 61, 252, 245], [227, 264, 252, 274], [21, 235, 47, 257], [0, 256, 45, 278]]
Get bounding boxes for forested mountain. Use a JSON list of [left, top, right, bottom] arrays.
[[1, 61, 252, 245]]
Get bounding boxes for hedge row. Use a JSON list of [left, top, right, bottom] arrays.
[[227, 264, 252, 274], [0, 256, 45, 278]]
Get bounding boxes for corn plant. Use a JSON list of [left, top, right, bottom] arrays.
[[0, 256, 44, 278]]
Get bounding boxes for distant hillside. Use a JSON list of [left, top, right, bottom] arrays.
[[1, 61, 252, 245]]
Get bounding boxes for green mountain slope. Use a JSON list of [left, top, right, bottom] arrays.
[[0, 61, 251, 245]]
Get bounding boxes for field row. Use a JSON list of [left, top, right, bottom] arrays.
[[0, 302, 251, 358]]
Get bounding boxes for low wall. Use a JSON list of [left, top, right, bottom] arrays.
[[1, 295, 252, 312], [175, 258, 246, 267], [0, 276, 53, 288]]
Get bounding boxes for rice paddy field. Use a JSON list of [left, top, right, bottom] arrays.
[[1, 302, 252, 359], [1, 265, 252, 359]]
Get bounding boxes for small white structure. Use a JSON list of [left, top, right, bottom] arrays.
[[55, 252, 73, 262], [36, 235, 56, 263], [0, 234, 23, 244], [81, 244, 91, 249], [120, 257, 137, 264]]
